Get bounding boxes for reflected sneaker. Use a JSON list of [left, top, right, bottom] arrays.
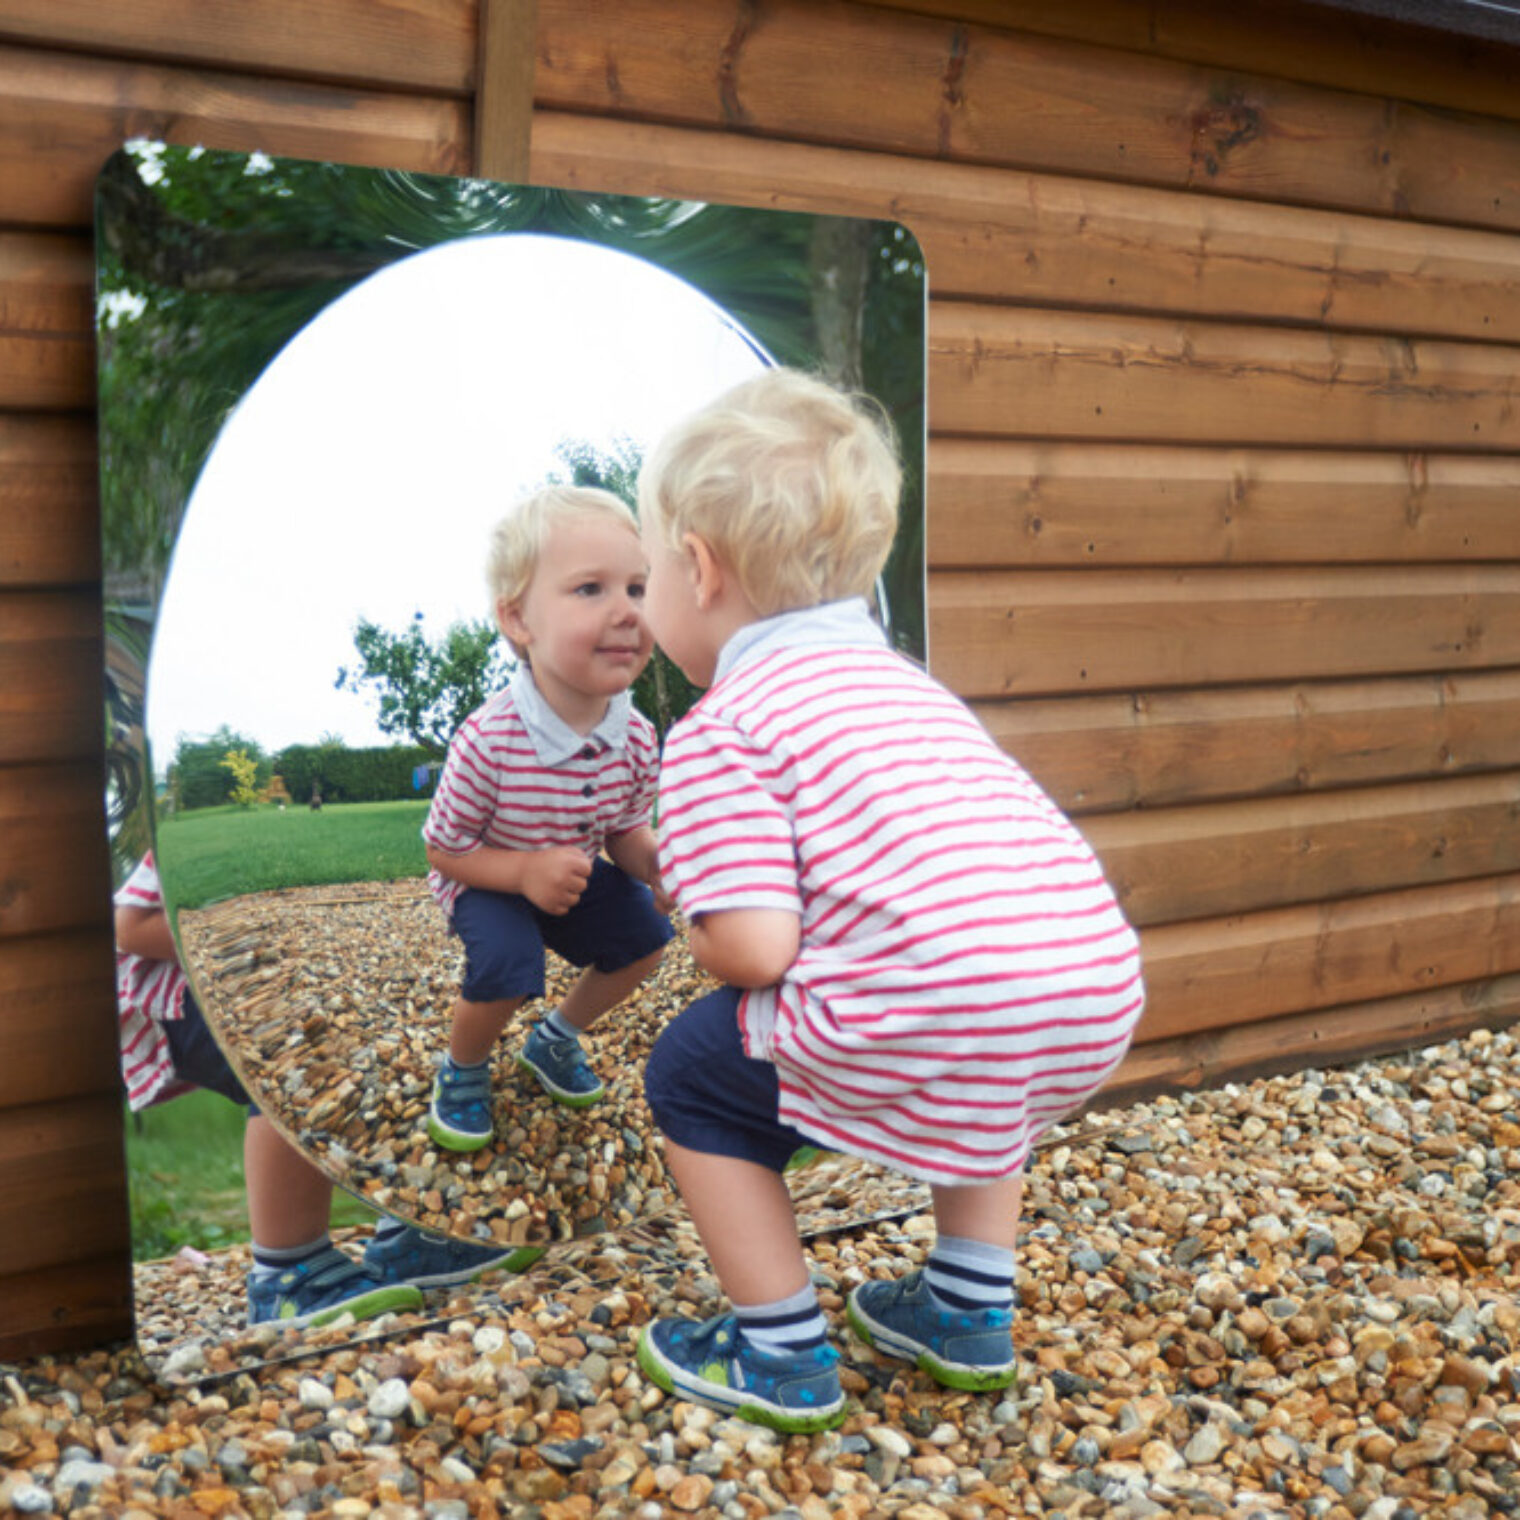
[[246, 1246, 423, 1330], [427, 1060, 494, 1151], [363, 1224, 546, 1289], [846, 1269, 1016, 1391], [637, 1313, 845, 1434], [516, 1023, 605, 1108]]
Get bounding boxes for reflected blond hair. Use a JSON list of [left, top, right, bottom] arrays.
[[637, 368, 900, 616], [487, 484, 638, 657]]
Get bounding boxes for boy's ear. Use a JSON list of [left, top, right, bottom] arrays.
[[496, 597, 530, 647], [682, 533, 724, 611]]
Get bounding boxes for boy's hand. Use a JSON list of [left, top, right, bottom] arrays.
[[523, 848, 594, 915]]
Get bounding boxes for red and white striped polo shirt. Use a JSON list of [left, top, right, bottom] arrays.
[[423, 666, 660, 918], [114, 853, 194, 1111], [657, 600, 1145, 1186]]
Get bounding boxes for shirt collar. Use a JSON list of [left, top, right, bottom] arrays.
[[508, 664, 632, 765], [714, 597, 889, 685]]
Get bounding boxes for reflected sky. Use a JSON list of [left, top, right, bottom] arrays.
[[148, 235, 767, 760]]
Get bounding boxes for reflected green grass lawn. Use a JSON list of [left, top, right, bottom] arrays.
[[127, 1088, 376, 1263], [154, 799, 429, 912]]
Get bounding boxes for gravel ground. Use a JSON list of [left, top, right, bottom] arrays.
[[6, 1013, 1520, 1516]]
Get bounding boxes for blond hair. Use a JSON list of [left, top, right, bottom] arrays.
[[487, 484, 637, 657], [637, 369, 900, 617]]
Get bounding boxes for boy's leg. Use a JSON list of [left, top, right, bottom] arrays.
[[521, 862, 672, 1107], [636, 988, 844, 1433], [430, 887, 544, 1149], [242, 1114, 424, 1329], [845, 1173, 1023, 1391]]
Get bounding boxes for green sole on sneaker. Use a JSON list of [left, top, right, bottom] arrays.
[[635, 1329, 846, 1434], [514, 1054, 604, 1108], [425, 1114, 492, 1151], [845, 1297, 1017, 1392], [268, 1283, 422, 1331]]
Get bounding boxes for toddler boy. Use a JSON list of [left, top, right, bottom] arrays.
[[633, 370, 1145, 1431], [422, 485, 671, 1151]]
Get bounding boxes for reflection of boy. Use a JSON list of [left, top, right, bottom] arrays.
[[422, 486, 672, 1152], [633, 370, 1146, 1431], [115, 854, 532, 1328]]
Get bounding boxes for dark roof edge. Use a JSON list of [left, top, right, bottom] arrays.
[[1298, 0, 1520, 47]]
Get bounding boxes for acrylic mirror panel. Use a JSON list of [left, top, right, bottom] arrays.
[[96, 141, 926, 1377]]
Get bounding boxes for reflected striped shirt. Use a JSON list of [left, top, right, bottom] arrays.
[[114, 853, 194, 1112], [657, 600, 1145, 1186], [423, 666, 659, 918]]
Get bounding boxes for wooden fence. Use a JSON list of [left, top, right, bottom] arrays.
[[1, 0, 1516, 1356]]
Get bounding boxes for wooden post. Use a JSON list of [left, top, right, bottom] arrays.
[[475, 0, 539, 183]]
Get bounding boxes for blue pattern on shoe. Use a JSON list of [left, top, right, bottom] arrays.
[[246, 1245, 422, 1330], [636, 1312, 845, 1433], [847, 1269, 1016, 1391], [516, 1023, 605, 1108], [363, 1224, 545, 1289], [427, 1060, 494, 1150]]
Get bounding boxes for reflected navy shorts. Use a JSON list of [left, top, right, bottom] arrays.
[[452, 857, 673, 1004], [644, 985, 820, 1173], [165, 988, 255, 1111]]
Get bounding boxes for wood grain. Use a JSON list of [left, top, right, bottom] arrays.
[[0, 591, 101, 764], [475, 0, 538, 181], [928, 443, 1520, 568], [980, 670, 1520, 815], [1137, 874, 1520, 1041], [0, 415, 99, 588], [1086, 772, 1520, 926], [929, 566, 1520, 699], [0, 0, 477, 93], [534, 0, 1520, 232], [0, 43, 470, 228], [0, 762, 113, 941], [0, 233, 95, 411], [929, 305, 1520, 452], [0, 1253, 132, 1361], [0, 931, 120, 1109]]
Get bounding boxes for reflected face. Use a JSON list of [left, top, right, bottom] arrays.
[[640, 521, 716, 688], [501, 515, 653, 729]]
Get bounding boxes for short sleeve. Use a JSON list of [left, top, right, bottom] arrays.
[[421, 718, 493, 855], [657, 712, 801, 918]]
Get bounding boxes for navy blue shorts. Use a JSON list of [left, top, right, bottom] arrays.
[[644, 985, 820, 1173], [452, 857, 673, 1004], [165, 988, 256, 1110]]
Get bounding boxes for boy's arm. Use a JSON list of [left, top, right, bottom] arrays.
[[605, 824, 673, 913], [425, 840, 591, 916], [687, 907, 800, 989], [115, 904, 180, 963]]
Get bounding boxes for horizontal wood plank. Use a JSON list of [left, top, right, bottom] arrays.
[[929, 305, 1520, 452], [0, 931, 120, 1109], [0, 1252, 132, 1361], [0, 415, 99, 587], [1086, 772, 1520, 927], [0, 591, 101, 763], [0, 232, 95, 411], [865, 0, 1520, 128], [533, 115, 1520, 343], [0, 43, 470, 228], [1105, 972, 1520, 1108], [929, 443, 1520, 568], [982, 670, 1520, 815], [0, 0, 476, 94], [1137, 874, 1520, 1042], [534, 0, 1520, 233], [0, 1093, 130, 1279], [0, 761, 113, 941], [930, 566, 1520, 700]]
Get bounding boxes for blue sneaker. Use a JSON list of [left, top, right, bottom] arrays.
[[363, 1224, 546, 1289], [516, 1023, 604, 1108], [847, 1270, 1016, 1391], [427, 1060, 494, 1151], [246, 1245, 423, 1330], [636, 1313, 845, 1433]]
